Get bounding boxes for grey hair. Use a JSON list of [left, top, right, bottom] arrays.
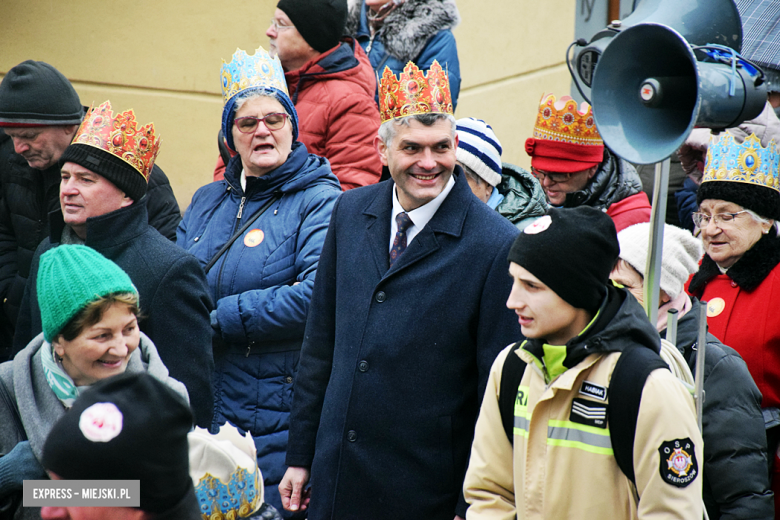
[[233, 90, 291, 118], [460, 162, 487, 187], [745, 208, 780, 234], [377, 113, 457, 144]]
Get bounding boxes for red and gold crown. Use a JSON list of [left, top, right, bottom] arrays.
[[531, 94, 603, 147], [71, 101, 161, 181], [378, 60, 453, 123]]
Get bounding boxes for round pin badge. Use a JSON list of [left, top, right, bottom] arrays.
[[706, 297, 726, 318], [524, 215, 552, 235], [79, 402, 123, 443], [244, 229, 265, 248]]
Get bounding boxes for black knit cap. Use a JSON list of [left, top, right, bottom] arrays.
[[697, 180, 780, 220], [61, 143, 148, 201], [508, 207, 619, 312], [43, 373, 196, 515], [0, 60, 83, 127], [277, 0, 348, 53]]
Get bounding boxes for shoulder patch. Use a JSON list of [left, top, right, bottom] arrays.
[[570, 398, 607, 428], [579, 380, 607, 401], [658, 438, 698, 487]]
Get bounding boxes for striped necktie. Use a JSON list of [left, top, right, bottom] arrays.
[[389, 212, 413, 267]]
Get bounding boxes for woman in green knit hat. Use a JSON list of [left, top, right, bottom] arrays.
[[0, 245, 189, 519]]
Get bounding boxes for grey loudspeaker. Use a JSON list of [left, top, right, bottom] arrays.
[[576, 0, 742, 87], [590, 23, 766, 165]]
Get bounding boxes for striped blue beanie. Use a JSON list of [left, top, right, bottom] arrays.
[[456, 117, 503, 187]]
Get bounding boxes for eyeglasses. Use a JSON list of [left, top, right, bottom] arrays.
[[531, 167, 576, 184], [269, 18, 295, 31], [234, 113, 289, 133], [692, 210, 749, 228]]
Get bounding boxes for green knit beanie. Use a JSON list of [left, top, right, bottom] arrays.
[[37, 245, 138, 342]]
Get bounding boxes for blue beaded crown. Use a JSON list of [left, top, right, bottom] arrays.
[[703, 132, 780, 193], [220, 47, 288, 105]]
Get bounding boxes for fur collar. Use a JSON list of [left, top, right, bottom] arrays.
[[689, 232, 780, 294], [346, 0, 460, 62]]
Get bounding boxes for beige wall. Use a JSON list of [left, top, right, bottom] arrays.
[[0, 0, 575, 209]]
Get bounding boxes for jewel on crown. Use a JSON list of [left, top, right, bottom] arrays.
[[221, 47, 288, 106], [703, 132, 780, 192], [378, 60, 453, 123], [71, 101, 161, 181], [532, 93, 603, 147]]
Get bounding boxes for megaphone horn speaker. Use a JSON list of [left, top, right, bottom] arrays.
[[591, 23, 766, 165]]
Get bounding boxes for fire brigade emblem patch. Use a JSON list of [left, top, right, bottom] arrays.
[[658, 438, 698, 487]]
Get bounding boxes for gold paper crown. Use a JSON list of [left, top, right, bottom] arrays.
[[532, 94, 603, 147], [220, 47, 288, 105], [703, 132, 780, 192], [378, 60, 453, 123], [71, 101, 160, 181]]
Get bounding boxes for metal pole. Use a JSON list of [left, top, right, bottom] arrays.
[[666, 308, 679, 346], [694, 300, 708, 432], [644, 158, 670, 325]]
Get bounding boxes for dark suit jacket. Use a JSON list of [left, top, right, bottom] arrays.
[[286, 171, 521, 519]]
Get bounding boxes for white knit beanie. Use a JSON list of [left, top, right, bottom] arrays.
[[456, 117, 503, 187], [617, 223, 703, 299]]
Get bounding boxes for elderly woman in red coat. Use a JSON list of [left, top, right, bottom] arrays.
[[686, 131, 780, 509]]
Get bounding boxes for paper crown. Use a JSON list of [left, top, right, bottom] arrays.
[[703, 132, 780, 192], [189, 424, 263, 520], [221, 47, 288, 105], [71, 101, 160, 181], [531, 94, 603, 147], [378, 60, 453, 123]]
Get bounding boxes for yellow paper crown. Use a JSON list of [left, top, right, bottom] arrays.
[[71, 101, 160, 181], [703, 132, 780, 192], [532, 94, 603, 147], [378, 61, 453, 123], [220, 47, 288, 105]]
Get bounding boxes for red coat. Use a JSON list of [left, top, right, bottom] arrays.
[[285, 38, 381, 190], [214, 39, 381, 189], [687, 242, 780, 409], [606, 191, 652, 232]]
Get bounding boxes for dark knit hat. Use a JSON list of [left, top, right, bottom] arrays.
[[60, 144, 148, 201], [508, 207, 619, 311], [0, 60, 83, 127], [43, 373, 197, 516], [37, 245, 137, 342], [697, 181, 780, 220], [277, 0, 348, 53]]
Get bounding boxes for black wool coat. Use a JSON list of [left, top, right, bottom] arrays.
[[13, 200, 214, 428], [286, 172, 521, 519]]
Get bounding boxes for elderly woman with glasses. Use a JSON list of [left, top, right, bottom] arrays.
[[177, 47, 340, 518], [687, 132, 780, 508]]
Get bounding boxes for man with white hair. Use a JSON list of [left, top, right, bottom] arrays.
[[280, 62, 520, 520]]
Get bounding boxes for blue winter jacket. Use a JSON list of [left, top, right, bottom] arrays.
[[177, 142, 340, 517], [352, 0, 461, 108]]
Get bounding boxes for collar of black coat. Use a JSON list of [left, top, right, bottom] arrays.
[[363, 166, 467, 237], [563, 149, 643, 210], [523, 284, 662, 371], [689, 230, 780, 295], [49, 195, 150, 247]]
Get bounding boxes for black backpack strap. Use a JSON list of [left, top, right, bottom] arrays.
[[608, 347, 668, 485], [499, 341, 527, 445]]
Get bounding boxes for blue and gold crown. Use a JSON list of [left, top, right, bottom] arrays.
[[703, 132, 780, 192], [220, 47, 288, 105]]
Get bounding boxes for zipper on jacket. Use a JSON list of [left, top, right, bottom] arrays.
[[216, 195, 247, 299], [366, 33, 376, 54]]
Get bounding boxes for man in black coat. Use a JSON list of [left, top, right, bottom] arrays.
[[0, 60, 182, 359], [280, 62, 521, 519], [12, 101, 214, 428]]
